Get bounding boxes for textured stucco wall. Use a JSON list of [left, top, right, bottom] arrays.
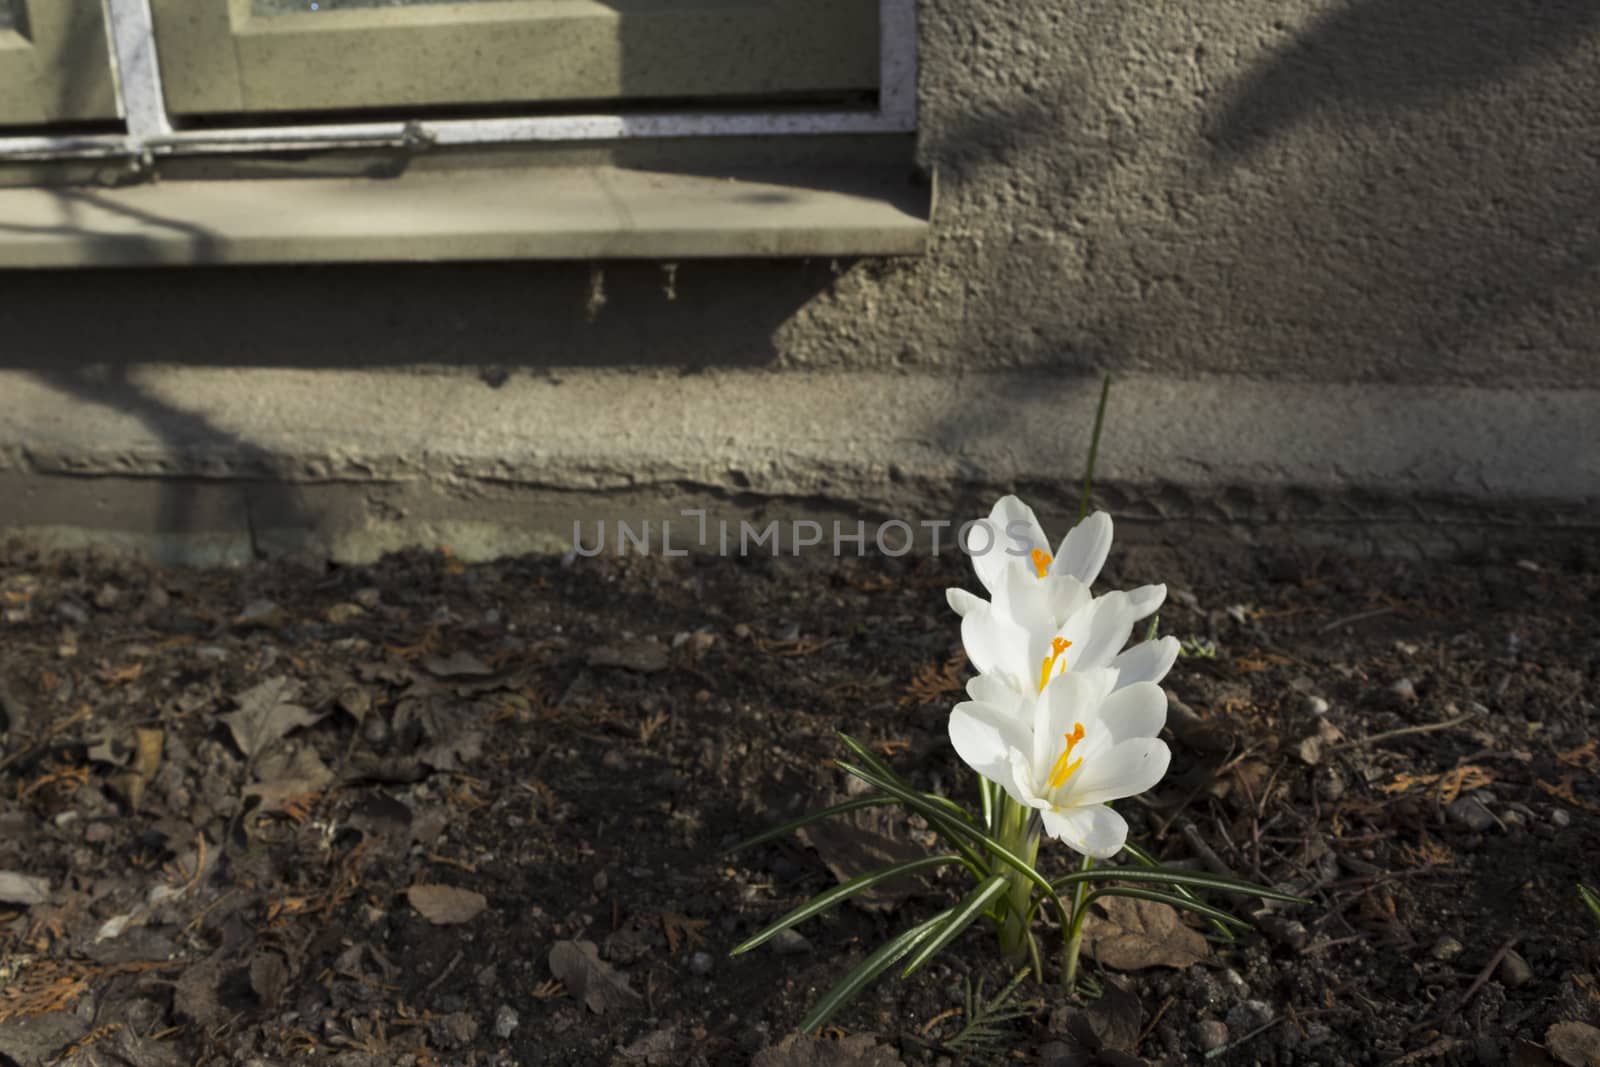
[[779, 0, 1600, 385]]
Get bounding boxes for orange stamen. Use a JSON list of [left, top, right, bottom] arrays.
[[1036, 637, 1073, 693], [1030, 548, 1052, 579], [1047, 723, 1086, 789]]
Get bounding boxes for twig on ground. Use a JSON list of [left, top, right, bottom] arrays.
[[1333, 714, 1471, 751], [1317, 607, 1395, 634]]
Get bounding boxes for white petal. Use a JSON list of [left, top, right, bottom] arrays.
[[965, 672, 1021, 706], [1041, 803, 1128, 859], [1126, 583, 1167, 620], [949, 704, 1028, 797], [1051, 511, 1112, 586], [987, 496, 1050, 558], [1110, 637, 1179, 688], [966, 519, 1011, 597], [961, 606, 1034, 688], [1097, 682, 1168, 743], [946, 587, 987, 618], [1044, 575, 1093, 630], [1065, 738, 1171, 806], [994, 560, 1051, 629], [1057, 591, 1138, 673], [1007, 747, 1046, 807], [1041, 670, 1104, 754]]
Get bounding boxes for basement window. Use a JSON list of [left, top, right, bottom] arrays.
[[0, 0, 928, 266]]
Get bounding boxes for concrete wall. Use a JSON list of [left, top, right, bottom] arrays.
[[2, 0, 1597, 561]]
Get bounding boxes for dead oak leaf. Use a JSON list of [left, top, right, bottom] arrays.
[[244, 748, 334, 819], [405, 884, 487, 926], [1080, 894, 1209, 971], [220, 677, 322, 760], [547, 940, 640, 1016], [660, 913, 709, 954]]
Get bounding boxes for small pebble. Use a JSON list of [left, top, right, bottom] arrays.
[[1225, 1000, 1274, 1034], [770, 929, 811, 956], [733, 623, 753, 640], [1304, 695, 1330, 716], [1447, 798, 1495, 833], [1430, 935, 1465, 962], [1390, 677, 1418, 702], [688, 951, 714, 976], [1499, 951, 1534, 989], [1550, 809, 1572, 828], [1193, 1019, 1230, 1052], [493, 1004, 519, 1039]]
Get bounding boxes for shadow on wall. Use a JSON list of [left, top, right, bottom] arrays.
[[1206, 0, 1600, 160]]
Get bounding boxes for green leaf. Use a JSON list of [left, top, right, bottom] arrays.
[[837, 761, 1073, 934], [1120, 841, 1235, 940], [730, 854, 969, 957], [1053, 864, 1308, 904], [798, 907, 955, 1034], [1580, 882, 1600, 927], [900, 875, 1010, 978], [1086, 886, 1253, 929], [835, 733, 975, 826], [834, 759, 988, 872], [722, 794, 898, 855]]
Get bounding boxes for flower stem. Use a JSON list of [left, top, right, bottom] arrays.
[[1062, 854, 1094, 992], [994, 800, 1039, 964]]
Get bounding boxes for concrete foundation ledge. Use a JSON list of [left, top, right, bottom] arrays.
[[0, 368, 1594, 564]]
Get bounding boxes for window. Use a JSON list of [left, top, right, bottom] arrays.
[[0, 0, 924, 264]]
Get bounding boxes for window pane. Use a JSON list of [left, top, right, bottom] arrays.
[[0, 3, 19, 31]]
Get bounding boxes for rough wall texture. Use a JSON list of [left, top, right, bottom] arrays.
[[2, 0, 1597, 561], [781, 0, 1600, 384]]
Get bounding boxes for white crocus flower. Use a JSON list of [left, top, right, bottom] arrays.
[[946, 496, 1166, 624], [946, 496, 1173, 693], [960, 589, 1180, 699], [949, 668, 1169, 858]]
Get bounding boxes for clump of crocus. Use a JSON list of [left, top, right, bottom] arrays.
[[729, 497, 1301, 1032]]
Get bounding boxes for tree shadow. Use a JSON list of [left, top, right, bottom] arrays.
[[1207, 0, 1600, 160]]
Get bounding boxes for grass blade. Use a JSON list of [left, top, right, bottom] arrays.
[[900, 874, 1009, 977], [798, 908, 955, 1033], [1052, 865, 1308, 904], [723, 794, 897, 855], [731, 855, 968, 956], [1078, 372, 1111, 520]]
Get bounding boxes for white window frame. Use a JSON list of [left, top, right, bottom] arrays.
[[0, 0, 915, 162]]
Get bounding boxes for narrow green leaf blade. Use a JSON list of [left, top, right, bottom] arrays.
[[1053, 864, 1308, 903], [1086, 886, 1253, 929], [798, 908, 955, 1034], [901, 874, 1009, 977], [722, 794, 897, 855], [730, 854, 967, 956]]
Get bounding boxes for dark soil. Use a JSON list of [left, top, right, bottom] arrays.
[[0, 536, 1596, 1067]]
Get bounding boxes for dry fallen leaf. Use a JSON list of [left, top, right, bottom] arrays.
[[1547, 1021, 1600, 1067], [547, 939, 640, 1016], [405, 884, 487, 926], [1080, 894, 1210, 971], [109, 727, 164, 811], [244, 747, 334, 818], [796, 805, 928, 913], [220, 677, 322, 760]]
